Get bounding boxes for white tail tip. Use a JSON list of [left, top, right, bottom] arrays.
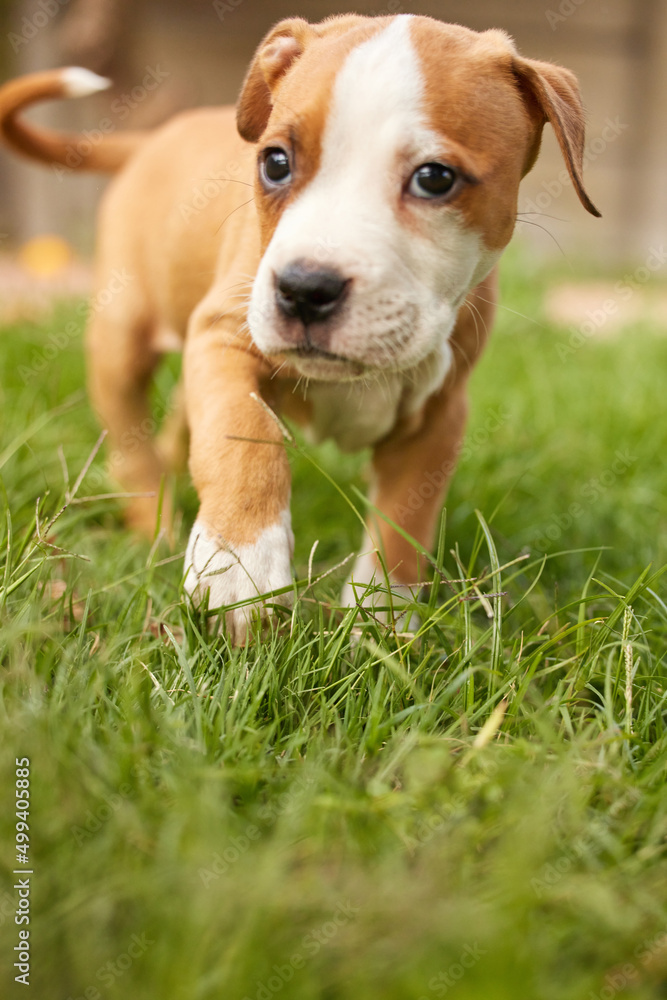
[[61, 67, 112, 98]]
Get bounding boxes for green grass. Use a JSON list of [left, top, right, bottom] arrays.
[[1, 247, 666, 1000]]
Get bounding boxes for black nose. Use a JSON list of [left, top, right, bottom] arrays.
[[275, 261, 349, 325]]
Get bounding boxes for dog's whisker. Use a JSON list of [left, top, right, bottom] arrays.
[[201, 176, 255, 189], [214, 196, 256, 236], [514, 216, 568, 258], [473, 293, 544, 329], [463, 298, 489, 354], [449, 336, 469, 377]]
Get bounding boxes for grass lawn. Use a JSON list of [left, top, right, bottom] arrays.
[[0, 247, 666, 1000]]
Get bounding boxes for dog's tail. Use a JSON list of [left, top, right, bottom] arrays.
[[0, 67, 145, 172]]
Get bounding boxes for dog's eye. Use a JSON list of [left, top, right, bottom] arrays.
[[409, 163, 458, 199], [260, 148, 291, 187]]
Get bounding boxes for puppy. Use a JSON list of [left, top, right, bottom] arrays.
[[0, 14, 599, 642]]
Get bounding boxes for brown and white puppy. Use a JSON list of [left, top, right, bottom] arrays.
[[0, 14, 599, 642]]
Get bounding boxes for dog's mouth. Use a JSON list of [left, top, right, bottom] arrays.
[[290, 344, 350, 364], [282, 344, 368, 380]]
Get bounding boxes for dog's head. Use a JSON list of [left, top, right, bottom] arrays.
[[237, 14, 599, 381]]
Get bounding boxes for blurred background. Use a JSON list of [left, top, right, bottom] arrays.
[[0, 0, 665, 313]]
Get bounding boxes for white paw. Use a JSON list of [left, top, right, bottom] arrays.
[[341, 545, 421, 633], [184, 513, 294, 644]]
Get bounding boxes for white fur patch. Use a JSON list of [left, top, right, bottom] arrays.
[[307, 375, 403, 451], [61, 67, 112, 98], [342, 539, 421, 632], [184, 513, 294, 644], [305, 341, 450, 451]]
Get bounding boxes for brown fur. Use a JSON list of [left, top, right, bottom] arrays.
[[0, 69, 144, 170]]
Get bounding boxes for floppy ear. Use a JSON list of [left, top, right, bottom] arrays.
[[512, 56, 601, 217], [236, 18, 313, 143]]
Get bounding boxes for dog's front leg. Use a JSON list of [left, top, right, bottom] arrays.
[[343, 380, 469, 613], [183, 314, 293, 644]]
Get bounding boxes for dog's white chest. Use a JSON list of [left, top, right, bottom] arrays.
[[306, 375, 404, 451], [302, 342, 452, 452]]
